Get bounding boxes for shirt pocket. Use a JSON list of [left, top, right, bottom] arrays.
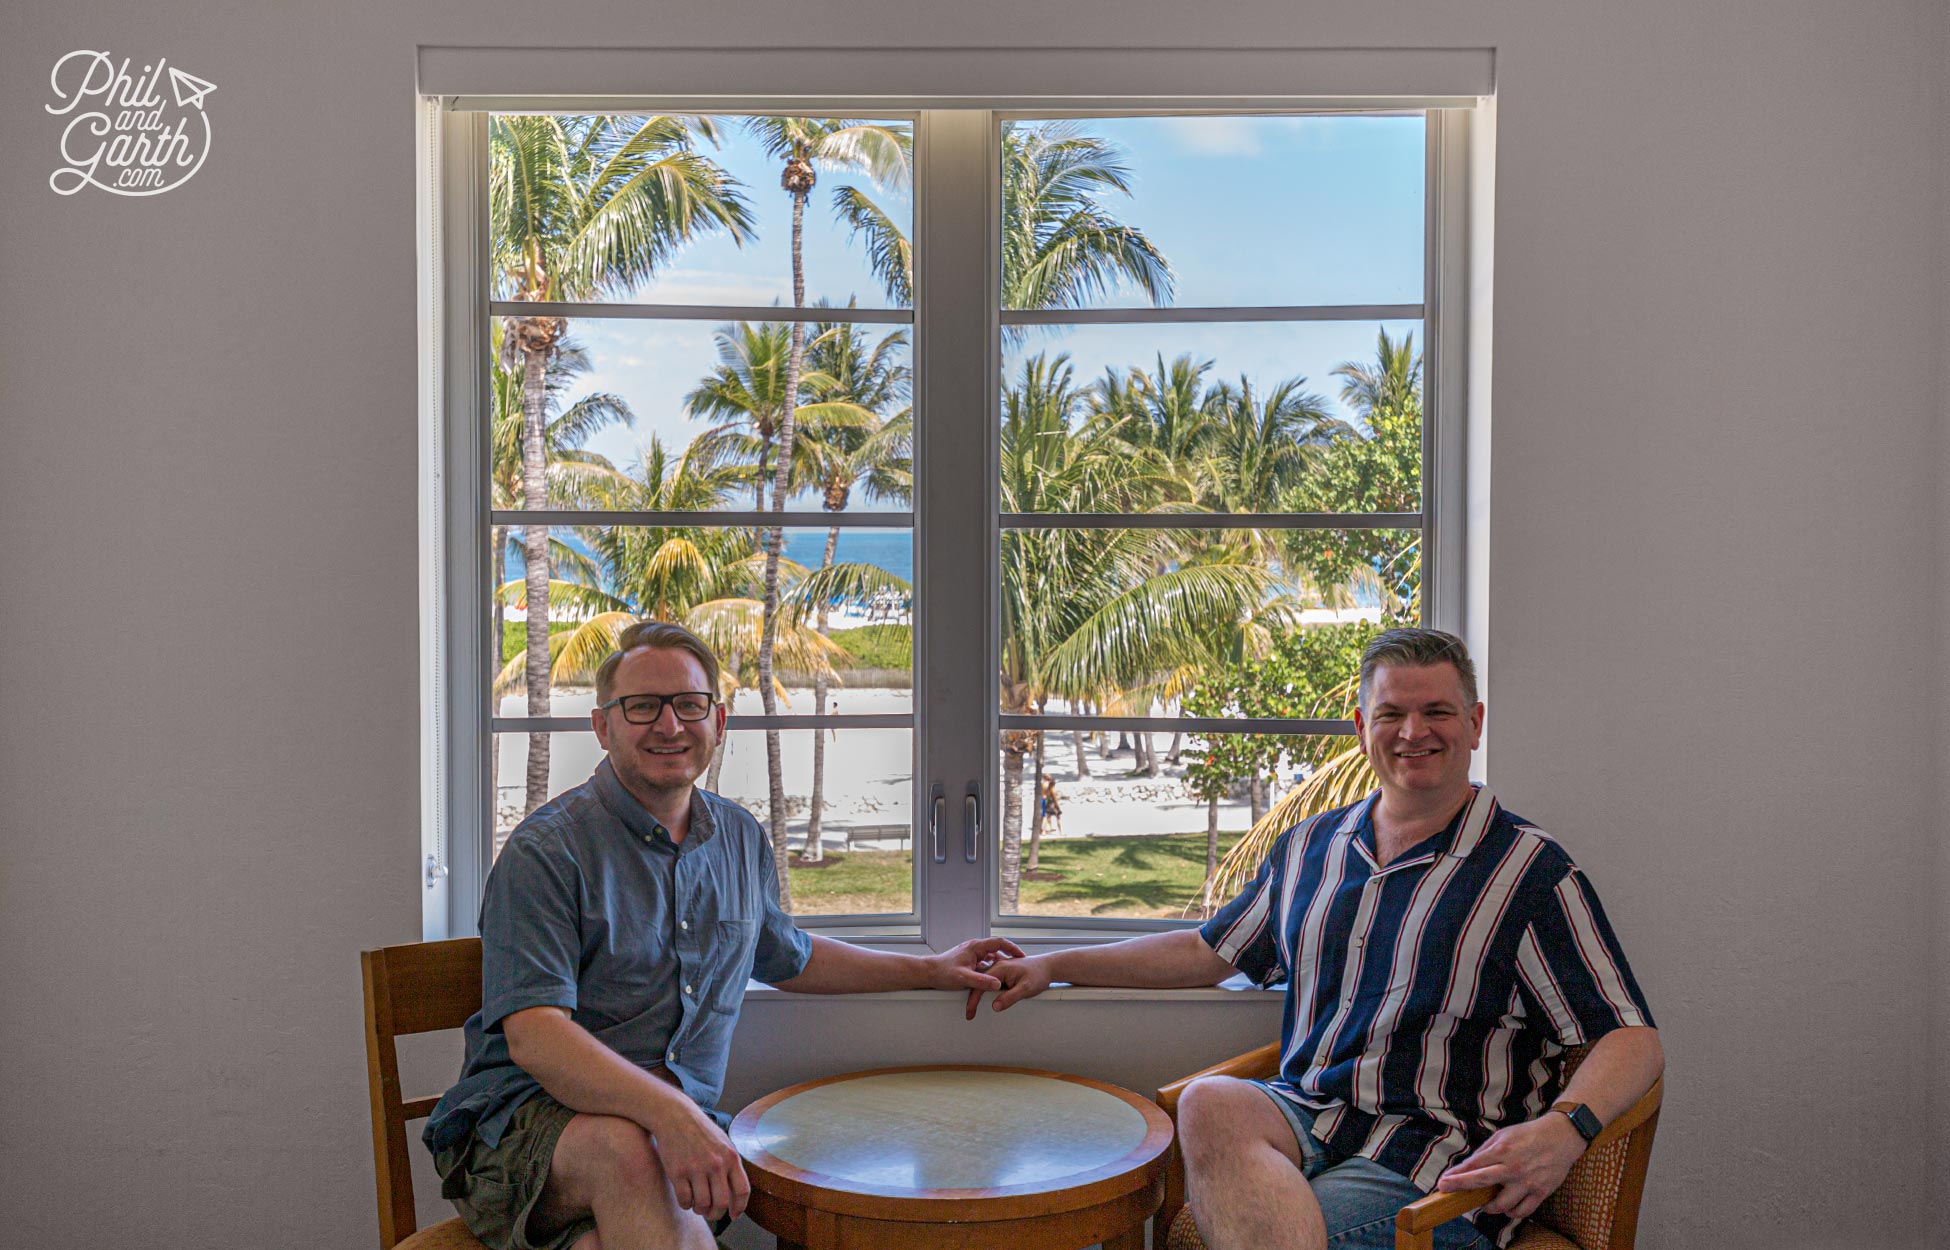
[[706, 918, 755, 1014]]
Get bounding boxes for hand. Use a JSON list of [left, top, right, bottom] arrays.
[[1435, 1112, 1587, 1220], [928, 936, 1025, 996], [965, 952, 1054, 1019], [647, 1100, 750, 1223]]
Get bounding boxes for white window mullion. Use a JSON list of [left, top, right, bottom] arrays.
[[913, 110, 1001, 951]]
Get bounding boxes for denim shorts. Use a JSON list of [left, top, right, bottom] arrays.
[[1249, 1082, 1491, 1250]]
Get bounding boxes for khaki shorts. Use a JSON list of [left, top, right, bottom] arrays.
[[435, 1092, 735, 1250]]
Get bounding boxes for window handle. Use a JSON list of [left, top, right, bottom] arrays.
[[930, 783, 947, 864], [963, 783, 981, 864]]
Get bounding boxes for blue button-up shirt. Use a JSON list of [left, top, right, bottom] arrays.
[[424, 760, 813, 1153]]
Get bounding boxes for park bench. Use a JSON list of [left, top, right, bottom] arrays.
[[842, 822, 911, 850]]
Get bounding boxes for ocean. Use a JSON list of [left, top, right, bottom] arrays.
[[782, 529, 913, 584], [503, 526, 914, 586]]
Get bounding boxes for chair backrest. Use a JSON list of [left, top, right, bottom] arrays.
[[361, 937, 482, 1249], [1533, 1044, 1664, 1250]]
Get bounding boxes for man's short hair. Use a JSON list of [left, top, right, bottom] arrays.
[[594, 620, 723, 705], [1358, 628, 1478, 712]]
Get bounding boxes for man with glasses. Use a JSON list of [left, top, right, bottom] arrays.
[[426, 621, 1019, 1250]]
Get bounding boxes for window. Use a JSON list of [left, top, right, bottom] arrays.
[[422, 90, 1482, 948]]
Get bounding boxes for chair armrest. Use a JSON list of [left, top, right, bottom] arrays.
[[1396, 1186, 1494, 1237], [1395, 1076, 1664, 1249], [1155, 1042, 1284, 1116]]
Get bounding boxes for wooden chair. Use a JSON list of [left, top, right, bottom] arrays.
[[1153, 1042, 1662, 1250], [360, 937, 489, 1250]]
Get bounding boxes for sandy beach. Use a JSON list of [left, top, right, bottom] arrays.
[[495, 683, 1262, 846]]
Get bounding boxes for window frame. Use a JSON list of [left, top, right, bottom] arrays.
[[420, 87, 1484, 946]]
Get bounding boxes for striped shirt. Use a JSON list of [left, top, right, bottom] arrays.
[[1199, 786, 1653, 1245]]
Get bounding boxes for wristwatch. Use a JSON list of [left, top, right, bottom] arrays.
[[1549, 1100, 1603, 1144]]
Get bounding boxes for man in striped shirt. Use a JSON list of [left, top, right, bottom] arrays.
[[974, 629, 1662, 1250]]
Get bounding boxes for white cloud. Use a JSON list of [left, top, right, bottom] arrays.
[[1169, 116, 1266, 157]]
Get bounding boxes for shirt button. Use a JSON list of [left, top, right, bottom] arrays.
[[644, 835, 653, 843], [681, 920, 689, 931], [684, 984, 695, 996]]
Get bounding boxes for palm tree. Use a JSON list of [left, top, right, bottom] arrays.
[[1089, 353, 1221, 480], [997, 354, 1269, 911], [794, 318, 911, 860], [742, 117, 912, 895], [491, 113, 753, 814], [487, 334, 634, 825], [836, 121, 1175, 327], [685, 319, 878, 507], [1199, 332, 1429, 910], [489, 438, 752, 692], [1332, 327, 1421, 419]]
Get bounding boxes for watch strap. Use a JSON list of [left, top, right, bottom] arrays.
[[1549, 1100, 1603, 1144]]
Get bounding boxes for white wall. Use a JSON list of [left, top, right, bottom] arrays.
[[0, 2, 1943, 1247], [1937, 5, 1950, 1231]]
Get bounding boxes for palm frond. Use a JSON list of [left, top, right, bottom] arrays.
[[1196, 744, 1378, 914]]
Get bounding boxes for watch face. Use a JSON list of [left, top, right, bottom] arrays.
[[1567, 1103, 1602, 1142]]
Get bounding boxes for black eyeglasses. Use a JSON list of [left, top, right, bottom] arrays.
[[597, 691, 717, 724]]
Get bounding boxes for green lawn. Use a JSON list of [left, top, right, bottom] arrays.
[[789, 829, 1248, 919], [827, 624, 912, 671], [502, 619, 578, 664]]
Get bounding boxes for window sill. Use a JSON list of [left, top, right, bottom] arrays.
[[742, 973, 1280, 1003]]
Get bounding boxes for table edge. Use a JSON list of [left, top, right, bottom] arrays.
[[730, 1065, 1176, 1220]]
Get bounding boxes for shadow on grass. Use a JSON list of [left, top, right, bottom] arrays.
[[1029, 832, 1247, 915]]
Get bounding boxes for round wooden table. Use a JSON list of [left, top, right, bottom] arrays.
[[731, 1065, 1176, 1250]]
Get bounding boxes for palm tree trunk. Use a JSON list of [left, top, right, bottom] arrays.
[[804, 525, 840, 863], [757, 184, 810, 910], [1167, 730, 1183, 764], [1249, 774, 1267, 827], [1026, 720, 1047, 872], [519, 345, 553, 815], [1072, 727, 1090, 778], [1000, 744, 1026, 913], [1145, 731, 1162, 778]]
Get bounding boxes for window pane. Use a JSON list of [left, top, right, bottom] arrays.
[[490, 113, 912, 309], [491, 525, 913, 714], [1000, 527, 1417, 718], [489, 316, 911, 514], [999, 115, 1422, 311], [1000, 321, 1422, 514], [492, 728, 914, 919], [710, 728, 913, 917], [997, 733, 1363, 920]]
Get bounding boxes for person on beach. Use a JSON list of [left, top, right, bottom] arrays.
[[1038, 774, 1064, 837], [426, 620, 1019, 1250], [966, 628, 1662, 1250]]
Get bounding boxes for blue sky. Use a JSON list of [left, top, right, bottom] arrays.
[[523, 113, 1426, 508]]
